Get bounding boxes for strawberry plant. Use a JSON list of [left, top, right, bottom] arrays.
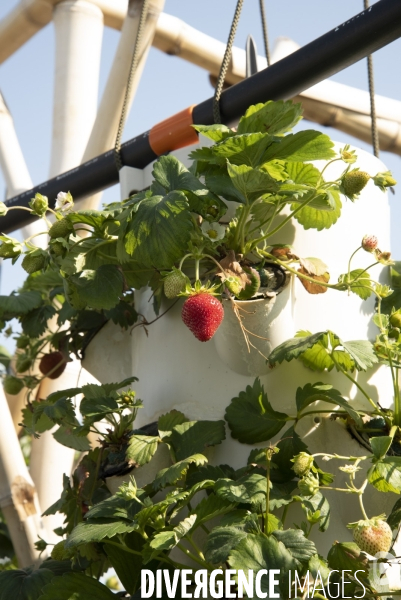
[[1, 99, 401, 597]]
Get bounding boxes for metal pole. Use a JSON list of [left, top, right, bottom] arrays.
[[2, 0, 401, 233]]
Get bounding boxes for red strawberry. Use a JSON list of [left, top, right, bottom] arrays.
[[39, 351, 67, 379], [182, 293, 224, 341], [349, 516, 392, 555], [362, 235, 378, 253]]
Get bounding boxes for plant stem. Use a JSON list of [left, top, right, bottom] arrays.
[[265, 448, 271, 534], [177, 543, 211, 570]]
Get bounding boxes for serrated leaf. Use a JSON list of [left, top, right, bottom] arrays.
[[368, 456, 401, 493], [53, 426, 91, 451], [81, 377, 137, 399], [79, 397, 118, 418], [285, 161, 320, 186], [104, 532, 144, 595], [214, 473, 266, 505], [225, 378, 288, 444], [190, 494, 236, 526], [212, 133, 273, 167], [66, 520, 136, 547], [148, 515, 196, 557], [338, 269, 372, 300], [228, 533, 297, 595], [301, 492, 330, 532], [272, 529, 317, 564], [69, 265, 124, 310], [341, 340, 378, 370], [237, 100, 303, 136], [126, 435, 159, 467], [226, 162, 278, 204], [263, 130, 336, 162], [152, 454, 208, 490], [122, 191, 193, 269], [169, 420, 226, 461], [269, 331, 327, 366], [38, 572, 116, 599], [151, 155, 226, 219], [158, 410, 189, 440], [193, 123, 234, 142], [0, 291, 42, 318], [295, 382, 363, 427], [205, 170, 245, 203], [21, 305, 57, 338], [205, 526, 247, 564], [0, 568, 54, 600], [327, 541, 369, 573], [292, 189, 342, 230]]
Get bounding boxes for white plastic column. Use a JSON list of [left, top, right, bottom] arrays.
[[0, 388, 47, 567], [49, 0, 104, 176], [29, 0, 104, 543], [80, 0, 164, 211]]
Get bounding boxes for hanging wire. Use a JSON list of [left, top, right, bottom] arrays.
[[114, 0, 150, 171], [213, 0, 245, 124], [259, 0, 271, 66], [364, 0, 380, 158]]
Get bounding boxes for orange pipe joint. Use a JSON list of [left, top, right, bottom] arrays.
[[149, 105, 199, 156]]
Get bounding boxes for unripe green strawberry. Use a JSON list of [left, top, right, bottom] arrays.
[[298, 472, 320, 496], [3, 375, 24, 395], [16, 355, 32, 374], [341, 170, 370, 197], [349, 517, 392, 555], [237, 267, 260, 300], [48, 217, 74, 239], [361, 235, 378, 253], [291, 452, 314, 477], [163, 268, 187, 299], [21, 252, 46, 274], [50, 241, 66, 257], [0, 238, 22, 259], [388, 328, 400, 340], [390, 312, 401, 329], [16, 335, 30, 350]]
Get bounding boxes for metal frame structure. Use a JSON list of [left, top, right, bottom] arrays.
[[2, 0, 401, 233]]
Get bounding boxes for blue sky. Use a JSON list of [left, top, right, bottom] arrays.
[[0, 0, 399, 332]]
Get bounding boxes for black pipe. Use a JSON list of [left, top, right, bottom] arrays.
[[2, 0, 401, 233]]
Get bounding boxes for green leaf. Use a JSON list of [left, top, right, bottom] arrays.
[[338, 269, 372, 300], [327, 541, 369, 573], [263, 130, 336, 162], [212, 133, 273, 167], [66, 520, 136, 547], [169, 420, 226, 461], [205, 526, 247, 564], [269, 331, 328, 366], [38, 572, 116, 599], [272, 529, 317, 564], [368, 456, 401, 493], [301, 492, 330, 532], [214, 473, 266, 505], [341, 340, 378, 370], [370, 436, 392, 460], [191, 494, 236, 526], [126, 435, 159, 467], [104, 532, 143, 595], [69, 265, 124, 310], [147, 515, 196, 558], [295, 382, 363, 428], [158, 410, 189, 440], [81, 377, 138, 399], [0, 291, 42, 318], [270, 426, 308, 483], [0, 568, 54, 600], [285, 161, 320, 186], [79, 397, 118, 418], [193, 123, 234, 142], [387, 497, 401, 530], [21, 305, 57, 338], [204, 170, 245, 203], [237, 100, 303, 135], [228, 533, 297, 596], [152, 454, 208, 490], [53, 426, 91, 451], [292, 189, 342, 230], [151, 155, 226, 219], [226, 162, 279, 203], [225, 378, 288, 444], [123, 191, 193, 269]]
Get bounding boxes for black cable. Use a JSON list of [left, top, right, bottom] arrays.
[[259, 0, 271, 66], [364, 0, 380, 157]]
